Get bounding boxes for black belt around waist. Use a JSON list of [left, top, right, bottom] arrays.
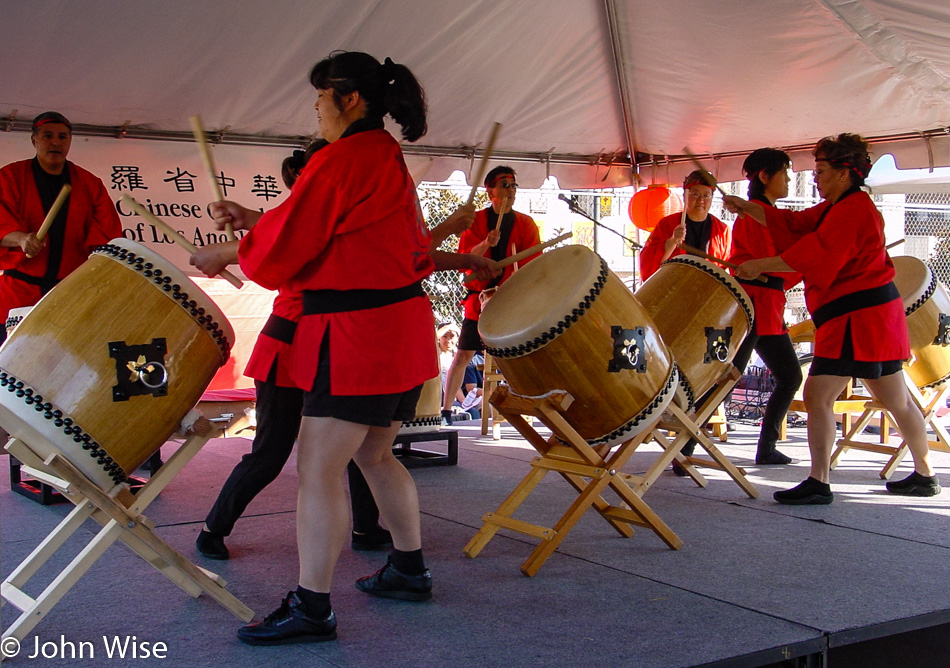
[[261, 314, 297, 344], [812, 282, 900, 329], [737, 274, 784, 291], [303, 280, 425, 315], [3, 270, 60, 295]]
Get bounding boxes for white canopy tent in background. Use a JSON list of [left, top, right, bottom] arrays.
[[1, 0, 948, 187]]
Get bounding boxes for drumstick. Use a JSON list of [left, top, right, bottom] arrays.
[[26, 184, 71, 258], [121, 195, 243, 289], [886, 238, 905, 250], [464, 231, 572, 284], [190, 115, 237, 242], [465, 122, 502, 206], [681, 146, 729, 199], [678, 243, 767, 283]]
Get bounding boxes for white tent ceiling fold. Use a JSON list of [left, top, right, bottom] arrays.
[[1, 0, 948, 188]]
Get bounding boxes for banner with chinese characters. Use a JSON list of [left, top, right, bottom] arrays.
[[0, 132, 297, 279]]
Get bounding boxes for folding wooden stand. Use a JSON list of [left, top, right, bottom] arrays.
[[1, 433, 253, 652], [480, 353, 507, 439], [640, 368, 758, 499], [463, 386, 683, 577], [830, 374, 950, 479]]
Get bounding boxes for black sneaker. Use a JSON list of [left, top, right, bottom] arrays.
[[774, 477, 834, 505], [196, 530, 230, 560], [355, 558, 432, 601], [755, 450, 799, 466], [237, 592, 337, 645], [351, 527, 394, 552], [671, 460, 689, 477], [441, 409, 453, 427], [885, 471, 942, 497]]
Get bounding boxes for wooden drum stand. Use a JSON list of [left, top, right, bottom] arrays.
[[830, 372, 950, 479], [1, 432, 253, 652], [464, 386, 683, 577]]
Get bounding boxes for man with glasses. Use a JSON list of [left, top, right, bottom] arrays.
[[441, 165, 540, 425]]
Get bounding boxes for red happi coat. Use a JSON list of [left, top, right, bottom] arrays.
[[457, 207, 540, 320], [243, 289, 303, 387], [764, 190, 908, 361], [238, 129, 437, 395], [729, 199, 802, 336], [0, 159, 121, 321], [639, 211, 731, 281]]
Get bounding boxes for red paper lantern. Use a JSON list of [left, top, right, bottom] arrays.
[[628, 185, 683, 232]]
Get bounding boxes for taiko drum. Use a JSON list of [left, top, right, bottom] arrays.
[[635, 256, 753, 410], [0, 238, 234, 490], [399, 343, 443, 434], [478, 245, 677, 447], [892, 255, 950, 391]]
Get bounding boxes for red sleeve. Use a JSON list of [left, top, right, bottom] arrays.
[[639, 213, 682, 280], [764, 201, 828, 253], [779, 202, 867, 290], [0, 161, 30, 265]]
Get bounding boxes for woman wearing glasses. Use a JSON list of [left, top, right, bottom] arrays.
[[441, 165, 541, 425], [638, 170, 732, 281]]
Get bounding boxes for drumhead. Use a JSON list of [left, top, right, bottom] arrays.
[[479, 245, 602, 351], [92, 238, 235, 358], [892, 255, 933, 315], [665, 255, 755, 328]]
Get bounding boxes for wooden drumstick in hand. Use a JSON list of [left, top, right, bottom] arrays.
[[26, 184, 71, 258], [190, 115, 236, 241], [464, 231, 573, 284], [121, 195, 243, 289], [465, 122, 502, 207], [679, 243, 767, 283]]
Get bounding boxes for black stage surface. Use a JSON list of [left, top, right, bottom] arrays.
[[3, 417, 950, 667]]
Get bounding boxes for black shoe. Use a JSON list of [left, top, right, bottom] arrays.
[[886, 471, 942, 497], [755, 450, 799, 466], [774, 477, 834, 505], [441, 409, 453, 427], [196, 530, 230, 560], [351, 527, 394, 552], [671, 460, 689, 477], [237, 592, 337, 645], [356, 558, 432, 601]]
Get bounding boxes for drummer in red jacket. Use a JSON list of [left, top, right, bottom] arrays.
[[638, 169, 731, 281], [727, 133, 940, 503], [639, 169, 731, 464], [0, 111, 121, 343]]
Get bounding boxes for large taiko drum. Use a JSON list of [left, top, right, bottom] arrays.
[[399, 343, 442, 434], [478, 245, 677, 447], [635, 256, 754, 410], [893, 255, 950, 391], [0, 238, 234, 490]]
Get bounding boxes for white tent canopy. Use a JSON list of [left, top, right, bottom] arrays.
[[1, 0, 949, 188]]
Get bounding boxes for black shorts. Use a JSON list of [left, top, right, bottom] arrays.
[[458, 317, 484, 352], [301, 335, 423, 427], [809, 321, 903, 379]]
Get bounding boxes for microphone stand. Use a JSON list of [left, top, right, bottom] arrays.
[[558, 193, 642, 251]]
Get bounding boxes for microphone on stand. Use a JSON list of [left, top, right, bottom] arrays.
[[558, 193, 642, 250]]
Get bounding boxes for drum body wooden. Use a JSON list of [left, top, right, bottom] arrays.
[[0, 239, 234, 490], [893, 255, 950, 390], [635, 256, 754, 409], [478, 245, 677, 447], [399, 344, 442, 434]]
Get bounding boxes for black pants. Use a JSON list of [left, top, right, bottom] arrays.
[[730, 331, 803, 455], [204, 370, 381, 536], [682, 331, 801, 457]]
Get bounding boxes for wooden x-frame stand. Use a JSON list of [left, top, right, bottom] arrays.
[[463, 385, 683, 577], [830, 372, 950, 479], [641, 368, 758, 499], [1, 433, 253, 653]]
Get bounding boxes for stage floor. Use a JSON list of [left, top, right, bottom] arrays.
[[3, 416, 950, 667]]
